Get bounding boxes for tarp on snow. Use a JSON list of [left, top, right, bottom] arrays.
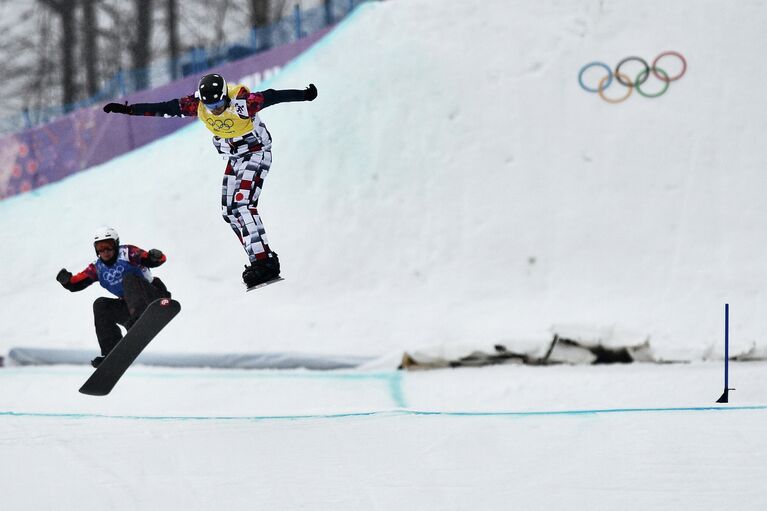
[[6, 347, 374, 370]]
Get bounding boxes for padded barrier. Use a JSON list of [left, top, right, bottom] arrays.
[[7, 347, 373, 370]]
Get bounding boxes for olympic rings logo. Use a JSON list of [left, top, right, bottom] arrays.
[[578, 51, 687, 103], [101, 265, 125, 285], [206, 118, 235, 131]]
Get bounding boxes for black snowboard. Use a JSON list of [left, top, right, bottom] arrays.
[[246, 276, 284, 292], [79, 297, 181, 396]]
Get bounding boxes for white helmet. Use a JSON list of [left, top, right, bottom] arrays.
[[93, 226, 119, 254]]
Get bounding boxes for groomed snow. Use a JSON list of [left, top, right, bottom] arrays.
[[2, 0, 767, 509]]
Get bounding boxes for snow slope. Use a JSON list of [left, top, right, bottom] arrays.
[[2, 1, 767, 509], [2, 0, 767, 360]]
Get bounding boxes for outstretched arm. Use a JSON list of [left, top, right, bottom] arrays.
[[103, 95, 200, 118], [126, 245, 167, 268], [56, 265, 97, 292], [141, 248, 166, 268], [245, 84, 318, 116]]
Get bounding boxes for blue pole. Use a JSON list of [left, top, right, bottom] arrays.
[[250, 26, 258, 51], [22, 108, 32, 130], [724, 303, 729, 388], [294, 4, 302, 39], [117, 69, 127, 97], [716, 303, 732, 403]]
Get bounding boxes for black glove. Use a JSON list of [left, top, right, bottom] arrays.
[[147, 249, 164, 264], [56, 268, 72, 286], [304, 84, 318, 101], [103, 102, 132, 114]]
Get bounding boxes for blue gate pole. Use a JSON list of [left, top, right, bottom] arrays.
[[716, 303, 733, 403], [116, 69, 127, 97], [22, 108, 32, 130], [294, 4, 302, 39], [250, 26, 258, 51], [324, 0, 334, 25]]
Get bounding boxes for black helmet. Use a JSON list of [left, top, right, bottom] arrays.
[[198, 73, 228, 107]]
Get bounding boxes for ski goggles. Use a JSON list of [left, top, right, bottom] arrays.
[[96, 246, 115, 254], [203, 97, 227, 112]]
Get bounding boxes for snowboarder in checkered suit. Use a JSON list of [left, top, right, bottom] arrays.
[[103, 74, 317, 288]]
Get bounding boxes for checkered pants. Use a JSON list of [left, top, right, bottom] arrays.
[[221, 150, 273, 262]]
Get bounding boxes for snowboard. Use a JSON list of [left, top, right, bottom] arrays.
[[246, 277, 284, 292], [79, 297, 181, 396]]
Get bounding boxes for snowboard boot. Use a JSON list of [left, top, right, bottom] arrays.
[[125, 312, 142, 331], [242, 252, 281, 288], [91, 356, 105, 368]]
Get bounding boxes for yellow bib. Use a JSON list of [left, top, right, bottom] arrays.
[[197, 84, 254, 138]]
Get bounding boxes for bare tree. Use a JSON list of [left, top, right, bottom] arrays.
[[249, 0, 287, 50], [97, 2, 131, 96], [211, 0, 234, 48], [0, 2, 45, 120], [81, 0, 100, 97], [131, 0, 153, 89], [0, 0, 318, 128], [26, 9, 57, 120], [323, 0, 333, 25], [250, 0, 268, 28], [40, 0, 78, 111], [166, 0, 179, 79], [249, 0, 270, 50]]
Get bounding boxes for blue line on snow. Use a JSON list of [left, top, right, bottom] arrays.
[[387, 373, 408, 408], [1, 406, 766, 422], [0, 367, 407, 408], [0, 367, 398, 381]]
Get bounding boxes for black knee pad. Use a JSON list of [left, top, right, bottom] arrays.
[[93, 297, 112, 313]]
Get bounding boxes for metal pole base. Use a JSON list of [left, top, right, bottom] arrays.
[[716, 388, 735, 404]]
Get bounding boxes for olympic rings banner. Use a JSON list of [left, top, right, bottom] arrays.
[[578, 51, 687, 103]]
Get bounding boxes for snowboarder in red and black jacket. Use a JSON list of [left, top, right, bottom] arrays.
[[56, 226, 171, 367], [103, 74, 318, 289]]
